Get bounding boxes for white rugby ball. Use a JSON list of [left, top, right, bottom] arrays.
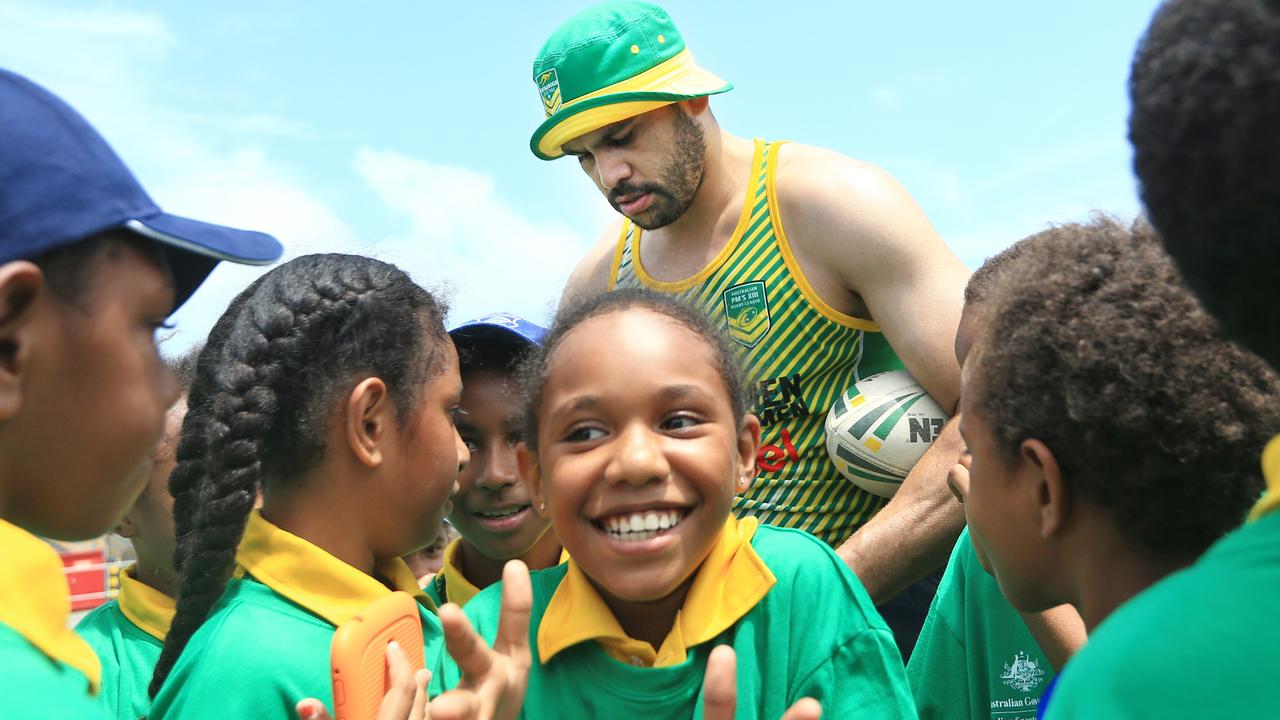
[[825, 369, 949, 498]]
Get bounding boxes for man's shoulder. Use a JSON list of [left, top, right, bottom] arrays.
[[773, 143, 900, 208]]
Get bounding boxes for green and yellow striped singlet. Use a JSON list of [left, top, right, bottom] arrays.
[[610, 139, 905, 547]]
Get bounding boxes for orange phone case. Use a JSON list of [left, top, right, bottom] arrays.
[[330, 590, 426, 720]]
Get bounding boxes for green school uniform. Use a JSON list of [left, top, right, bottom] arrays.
[[76, 566, 175, 720], [466, 517, 915, 719], [0, 519, 109, 719], [908, 528, 1055, 720], [150, 511, 452, 719], [1045, 436, 1280, 718]]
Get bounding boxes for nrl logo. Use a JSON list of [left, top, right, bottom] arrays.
[[537, 68, 562, 117]]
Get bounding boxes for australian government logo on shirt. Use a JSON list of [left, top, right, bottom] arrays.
[[723, 281, 771, 348], [990, 651, 1047, 720]]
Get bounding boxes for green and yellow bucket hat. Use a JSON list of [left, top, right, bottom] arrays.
[[529, 1, 732, 160]]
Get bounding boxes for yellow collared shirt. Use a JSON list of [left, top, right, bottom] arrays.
[[538, 514, 776, 668], [0, 519, 102, 692], [117, 565, 177, 641], [1248, 435, 1280, 521], [236, 510, 435, 624], [435, 539, 571, 608]]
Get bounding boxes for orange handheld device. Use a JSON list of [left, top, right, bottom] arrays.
[[330, 591, 425, 720]]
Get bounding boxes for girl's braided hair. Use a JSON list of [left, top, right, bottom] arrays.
[[149, 254, 448, 696]]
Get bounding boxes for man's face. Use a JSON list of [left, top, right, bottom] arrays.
[[562, 104, 707, 230]]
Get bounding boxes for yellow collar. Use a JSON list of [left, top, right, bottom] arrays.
[[1249, 435, 1280, 521], [538, 515, 775, 668], [441, 539, 571, 607], [236, 511, 435, 626], [0, 520, 101, 692], [117, 565, 176, 641], [440, 539, 483, 607]]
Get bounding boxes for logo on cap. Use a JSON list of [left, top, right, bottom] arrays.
[[538, 69, 562, 117]]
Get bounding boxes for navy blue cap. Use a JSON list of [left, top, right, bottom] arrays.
[[448, 312, 546, 347], [0, 68, 283, 310]]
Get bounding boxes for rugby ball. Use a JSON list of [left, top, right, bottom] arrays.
[[825, 369, 949, 498]]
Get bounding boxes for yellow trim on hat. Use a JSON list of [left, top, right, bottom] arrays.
[[0, 520, 102, 693], [560, 49, 721, 113], [535, 49, 730, 159]]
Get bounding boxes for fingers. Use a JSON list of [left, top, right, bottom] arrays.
[[295, 698, 331, 720], [425, 689, 481, 720], [701, 645, 737, 720], [494, 560, 532, 661], [439, 603, 493, 685], [946, 459, 971, 504], [376, 642, 430, 720], [781, 697, 823, 720]]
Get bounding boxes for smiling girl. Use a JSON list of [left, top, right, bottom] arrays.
[[466, 289, 915, 718]]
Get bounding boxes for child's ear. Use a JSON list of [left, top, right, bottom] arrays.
[[345, 377, 391, 469], [114, 511, 138, 540], [516, 441, 548, 517], [0, 262, 44, 422], [1019, 438, 1070, 538], [736, 414, 763, 493]]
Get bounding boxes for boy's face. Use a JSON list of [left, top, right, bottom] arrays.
[[0, 237, 179, 540], [956, 358, 1058, 612], [449, 368, 552, 562], [524, 309, 758, 604]]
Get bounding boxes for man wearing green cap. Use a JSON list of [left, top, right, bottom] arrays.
[[535, 1, 969, 657]]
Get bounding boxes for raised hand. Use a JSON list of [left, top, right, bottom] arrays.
[[701, 645, 822, 720], [435, 560, 533, 720]]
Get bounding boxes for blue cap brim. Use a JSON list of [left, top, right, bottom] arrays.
[[449, 314, 546, 347], [126, 212, 283, 311]]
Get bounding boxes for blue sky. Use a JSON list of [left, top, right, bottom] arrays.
[[0, 0, 1160, 351]]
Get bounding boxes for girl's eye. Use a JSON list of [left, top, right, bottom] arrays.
[[564, 426, 606, 443], [662, 414, 702, 431], [508, 431, 526, 447], [461, 437, 481, 453]]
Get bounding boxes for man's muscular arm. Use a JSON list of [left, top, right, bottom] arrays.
[[775, 146, 969, 602]]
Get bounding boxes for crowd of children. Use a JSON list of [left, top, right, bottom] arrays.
[[2, 0, 1279, 718]]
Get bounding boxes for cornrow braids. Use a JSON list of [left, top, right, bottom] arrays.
[[150, 254, 448, 697], [520, 289, 748, 451]]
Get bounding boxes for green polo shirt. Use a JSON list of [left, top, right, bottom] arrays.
[[76, 566, 175, 720], [1046, 436, 1280, 718], [908, 528, 1055, 720], [150, 512, 453, 719], [465, 520, 915, 719], [0, 519, 108, 719]]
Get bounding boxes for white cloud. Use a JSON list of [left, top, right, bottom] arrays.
[[353, 148, 591, 327]]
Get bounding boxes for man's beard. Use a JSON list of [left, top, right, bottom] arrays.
[[608, 107, 707, 230]]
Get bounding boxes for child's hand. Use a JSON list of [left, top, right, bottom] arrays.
[[295, 640, 434, 720], [702, 645, 822, 720], [436, 560, 533, 720]]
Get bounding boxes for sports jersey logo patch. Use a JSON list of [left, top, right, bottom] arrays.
[[723, 281, 771, 348], [999, 651, 1045, 693], [537, 69, 562, 117]]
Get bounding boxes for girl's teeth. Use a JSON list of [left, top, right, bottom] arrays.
[[602, 509, 684, 540]]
